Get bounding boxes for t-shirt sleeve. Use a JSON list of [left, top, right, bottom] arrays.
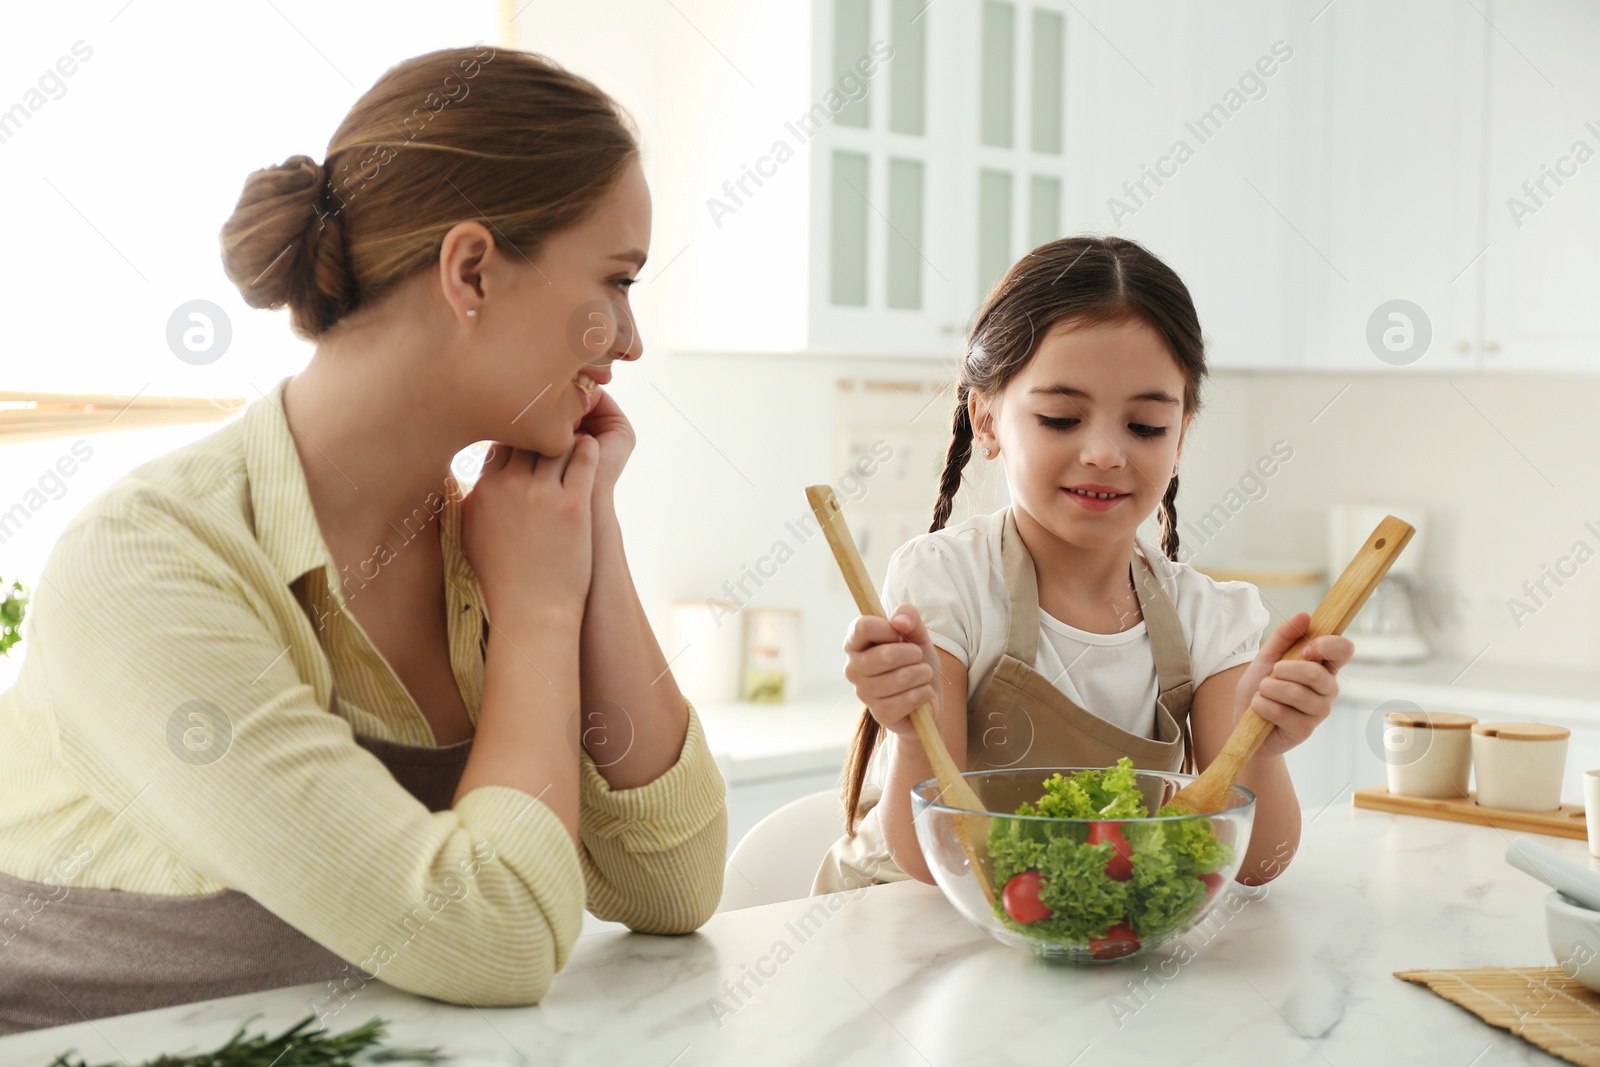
[[1186, 573, 1270, 683], [880, 535, 976, 668]]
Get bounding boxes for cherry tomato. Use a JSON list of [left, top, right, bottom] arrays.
[[1197, 870, 1226, 905], [1089, 921, 1141, 959], [1088, 821, 1134, 882], [1001, 870, 1054, 924]]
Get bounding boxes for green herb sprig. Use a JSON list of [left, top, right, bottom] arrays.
[[44, 1014, 447, 1067], [1, 579, 27, 658]]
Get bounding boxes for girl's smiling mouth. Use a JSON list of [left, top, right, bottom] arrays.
[[1064, 483, 1131, 511]]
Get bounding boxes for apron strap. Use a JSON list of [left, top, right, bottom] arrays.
[[999, 508, 1042, 665], [1132, 548, 1198, 774], [1131, 550, 1194, 705]]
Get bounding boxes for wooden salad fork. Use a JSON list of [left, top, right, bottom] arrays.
[[806, 485, 996, 904], [1169, 514, 1415, 815]]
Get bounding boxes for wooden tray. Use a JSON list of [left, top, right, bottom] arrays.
[[1353, 785, 1588, 840]]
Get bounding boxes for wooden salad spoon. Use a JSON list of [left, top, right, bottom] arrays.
[[1169, 514, 1416, 815], [806, 485, 996, 904]]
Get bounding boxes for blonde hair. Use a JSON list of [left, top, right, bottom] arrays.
[[220, 45, 639, 341]]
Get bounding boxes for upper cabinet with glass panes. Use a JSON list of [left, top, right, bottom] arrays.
[[653, 0, 1077, 358], [654, 2, 1600, 371], [809, 0, 1076, 356]]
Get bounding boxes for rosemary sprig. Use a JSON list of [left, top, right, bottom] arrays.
[[44, 1014, 447, 1067]]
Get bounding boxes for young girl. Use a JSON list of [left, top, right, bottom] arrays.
[[813, 235, 1351, 894]]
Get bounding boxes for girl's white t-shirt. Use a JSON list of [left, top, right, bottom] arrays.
[[880, 509, 1270, 740]]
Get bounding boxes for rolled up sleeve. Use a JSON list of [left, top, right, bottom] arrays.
[[577, 703, 727, 933], [32, 510, 587, 1005]]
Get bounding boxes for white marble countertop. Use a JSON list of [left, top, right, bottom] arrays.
[[1339, 654, 1600, 723], [1, 798, 1585, 1066], [697, 687, 861, 784]]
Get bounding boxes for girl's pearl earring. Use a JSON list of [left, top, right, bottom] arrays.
[[982, 447, 993, 459], [466, 309, 478, 319]]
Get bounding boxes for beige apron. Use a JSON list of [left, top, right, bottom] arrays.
[[812, 508, 1196, 894], [0, 681, 474, 1035]]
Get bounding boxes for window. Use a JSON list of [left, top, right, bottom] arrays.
[[0, 1, 504, 416]]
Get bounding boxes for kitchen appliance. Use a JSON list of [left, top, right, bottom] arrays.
[[1328, 504, 1433, 663]]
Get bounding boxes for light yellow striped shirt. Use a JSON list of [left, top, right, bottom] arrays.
[[0, 377, 726, 1004]]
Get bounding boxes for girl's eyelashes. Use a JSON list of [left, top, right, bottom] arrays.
[[1034, 414, 1168, 438], [612, 277, 638, 294]]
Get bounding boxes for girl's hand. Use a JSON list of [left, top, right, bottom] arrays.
[[575, 386, 635, 500], [843, 603, 944, 741], [461, 438, 598, 632], [1233, 611, 1355, 758]]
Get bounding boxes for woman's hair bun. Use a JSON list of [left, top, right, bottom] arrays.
[[215, 47, 640, 342], [219, 152, 350, 337]]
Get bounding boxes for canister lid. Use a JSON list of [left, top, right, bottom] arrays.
[[1471, 721, 1571, 741], [1384, 711, 1477, 730]]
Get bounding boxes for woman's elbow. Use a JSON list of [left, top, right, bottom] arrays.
[[380, 909, 571, 1006], [624, 873, 724, 935]]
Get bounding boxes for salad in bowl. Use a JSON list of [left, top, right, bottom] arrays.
[[911, 758, 1255, 962]]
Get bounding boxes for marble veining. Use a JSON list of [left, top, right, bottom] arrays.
[[0, 803, 1586, 1066]]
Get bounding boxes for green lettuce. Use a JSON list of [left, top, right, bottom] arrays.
[[987, 758, 1234, 943]]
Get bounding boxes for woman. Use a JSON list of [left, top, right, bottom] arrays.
[[0, 45, 725, 1033]]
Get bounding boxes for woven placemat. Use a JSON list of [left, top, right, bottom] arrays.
[[1397, 966, 1600, 1066]]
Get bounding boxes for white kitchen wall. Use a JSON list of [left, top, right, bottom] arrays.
[[7, 367, 1596, 696], [1225, 371, 1600, 671], [604, 362, 1600, 696], [5, 5, 1596, 700]]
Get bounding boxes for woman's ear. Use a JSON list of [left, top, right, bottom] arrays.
[[968, 388, 998, 456], [437, 220, 497, 326]]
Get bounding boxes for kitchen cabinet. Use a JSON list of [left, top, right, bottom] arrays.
[[1292, 0, 1488, 373], [1060, 3, 1310, 370], [660, 0, 1333, 366], [1479, 0, 1600, 373], [660, 0, 1078, 358], [1293, 0, 1600, 374], [659, 0, 1600, 371]]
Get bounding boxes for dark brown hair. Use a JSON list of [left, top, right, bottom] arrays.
[[841, 235, 1208, 834], [220, 45, 639, 342]]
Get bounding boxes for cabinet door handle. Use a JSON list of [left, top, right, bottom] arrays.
[[1485, 341, 1500, 355], [1456, 341, 1471, 355]]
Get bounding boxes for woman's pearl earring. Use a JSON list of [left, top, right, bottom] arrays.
[[466, 309, 478, 319], [982, 446, 993, 459]]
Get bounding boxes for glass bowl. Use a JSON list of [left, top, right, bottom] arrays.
[[911, 766, 1255, 963]]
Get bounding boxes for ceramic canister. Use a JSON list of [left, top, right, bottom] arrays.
[[1384, 710, 1476, 798], [1472, 722, 1570, 812]]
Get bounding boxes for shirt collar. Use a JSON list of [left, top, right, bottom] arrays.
[[243, 376, 479, 596], [242, 377, 335, 587]]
